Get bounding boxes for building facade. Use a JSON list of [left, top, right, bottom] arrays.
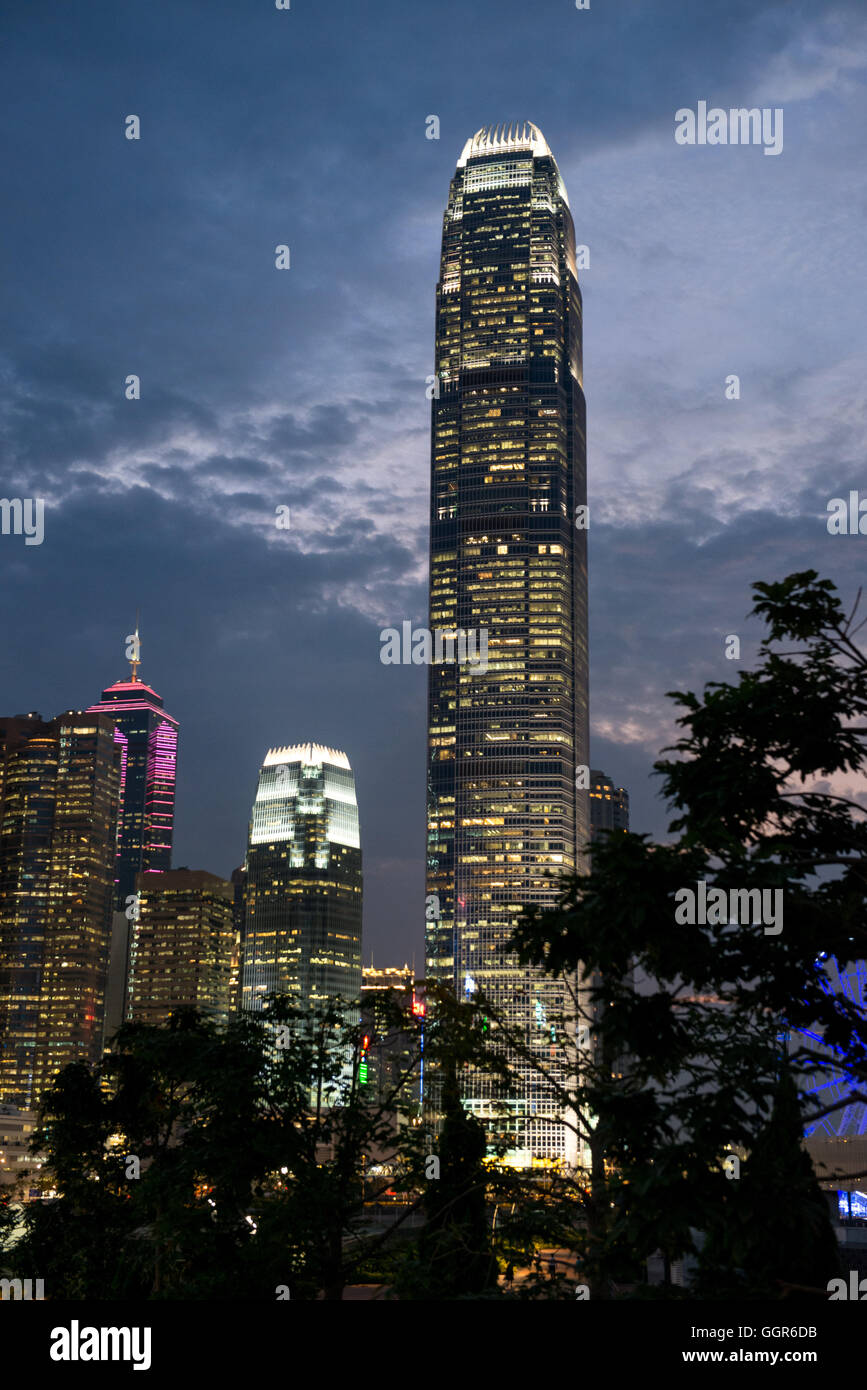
[[589, 770, 629, 838], [0, 1104, 38, 1189], [425, 124, 589, 1162], [127, 868, 235, 1027], [229, 864, 246, 1013], [0, 712, 122, 1107], [87, 641, 178, 910], [241, 744, 362, 1016], [361, 964, 418, 1108]]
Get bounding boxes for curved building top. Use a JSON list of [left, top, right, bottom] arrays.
[[264, 742, 351, 771], [252, 742, 359, 850], [455, 122, 569, 207]]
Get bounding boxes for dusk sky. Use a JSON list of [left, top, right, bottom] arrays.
[[3, 0, 865, 969]]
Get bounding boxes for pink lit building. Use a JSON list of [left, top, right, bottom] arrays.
[[88, 648, 178, 910]]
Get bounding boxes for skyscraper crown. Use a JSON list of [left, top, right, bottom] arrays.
[[263, 743, 350, 771], [456, 122, 552, 168]]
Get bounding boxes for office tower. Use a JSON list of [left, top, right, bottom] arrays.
[[241, 744, 362, 1015], [425, 123, 589, 1163], [127, 869, 235, 1027], [589, 770, 629, 838], [0, 712, 122, 1107], [0, 714, 53, 1106], [87, 632, 178, 909], [362, 964, 414, 1000]]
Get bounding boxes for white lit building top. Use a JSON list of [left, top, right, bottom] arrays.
[[455, 122, 569, 209], [251, 743, 359, 851], [457, 122, 552, 167], [264, 743, 351, 771]]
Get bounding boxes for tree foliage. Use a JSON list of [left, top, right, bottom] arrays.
[[506, 571, 865, 1296]]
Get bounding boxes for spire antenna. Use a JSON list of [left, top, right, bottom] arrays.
[[129, 609, 141, 682]]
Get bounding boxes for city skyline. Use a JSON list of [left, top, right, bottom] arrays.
[[1, 0, 865, 1325], [2, 0, 866, 975]]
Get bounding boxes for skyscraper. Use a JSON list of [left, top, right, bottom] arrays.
[[241, 744, 362, 1015], [425, 124, 589, 1162], [0, 711, 122, 1107], [87, 632, 178, 910], [127, 869, 235, 1027]]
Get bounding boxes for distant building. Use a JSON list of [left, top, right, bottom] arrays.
[[229, 865, 246, 1013], [362, 963, 414, 1051], [87, 631, 178, 910], [361, 965, 420, 1113], [242, 744, 362, 1015], [0, 712, 122, 1106], [589, 770, 629, 838], [0, 1105, 38, 1188], [102, 908, 134, 1044], [228, 926, 243, 1016], [362, 964, 414, 1002], [127, 869, 235, 1027]]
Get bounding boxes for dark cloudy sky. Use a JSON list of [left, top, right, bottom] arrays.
[[2, 0, 866, 969]]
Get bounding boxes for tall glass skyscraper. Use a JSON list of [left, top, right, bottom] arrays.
[[87, 638, 178, 909], [0, 711, 122, 1107], [241, 744, 362, 1015], [425, 124, 589, 1163]]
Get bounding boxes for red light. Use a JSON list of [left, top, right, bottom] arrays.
[[412, 998, 426, 1017], [361, 1035, 370, 1052]]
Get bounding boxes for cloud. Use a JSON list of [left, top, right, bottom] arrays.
[[2, 0, 866, 964]]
